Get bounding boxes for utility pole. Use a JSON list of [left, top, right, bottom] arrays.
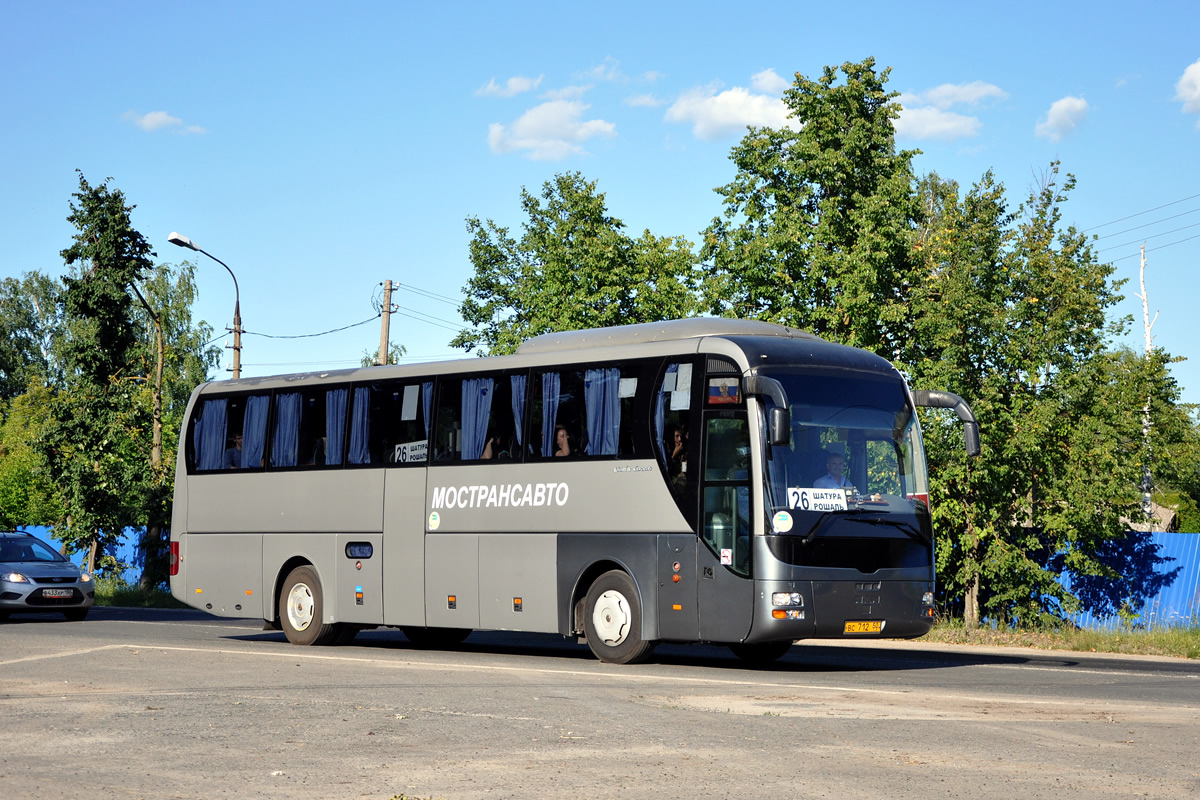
[[1137, 243, 1158, 525], [377, 279, 393, 366], [231, 294, 242, 380]]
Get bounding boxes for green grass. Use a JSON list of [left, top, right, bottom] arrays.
[[921, 618, 1200, 659], [93, 576, 189, 609]]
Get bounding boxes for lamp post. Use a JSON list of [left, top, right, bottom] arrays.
[[168, 232, 242, 380]]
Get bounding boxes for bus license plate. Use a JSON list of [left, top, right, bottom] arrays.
[[42, 588, 73, 598], [844, 620, 882, 634]]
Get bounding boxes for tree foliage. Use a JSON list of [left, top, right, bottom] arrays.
[[0, 272, 62, 399], [907, 166, 1182, 624], [33, 173, 218, 576], [452, 172, 701, 355], [702, 58, 922, 354]]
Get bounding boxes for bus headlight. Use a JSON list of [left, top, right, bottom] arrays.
[[772, 592, 803, 607], [922, 592, 934, 606]]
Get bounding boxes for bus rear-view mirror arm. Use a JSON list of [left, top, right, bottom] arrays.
[[912, 389, 981, 457], [743, 374, 791, 446]]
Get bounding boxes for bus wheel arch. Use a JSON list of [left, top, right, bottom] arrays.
[[582, 569, 656, 664]]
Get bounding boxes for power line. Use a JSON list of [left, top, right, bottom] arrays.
[[394, 281, 461, 306], [242, 313, 381, 340], [1083, 192, 1200, 232], [1093, 206, 1200, 241], [1109, 233, 1200, 263], [1098, 221, 1200, 253]]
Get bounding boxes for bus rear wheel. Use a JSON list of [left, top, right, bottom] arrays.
[[280, 565, 342, 646], [583, 570, 656, 664], [729, 640, 794, 664]]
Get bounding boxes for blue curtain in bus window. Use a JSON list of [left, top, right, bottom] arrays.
[[242, 394, 269, 469], [194, 398, 227, 471], [422, 382, 432, 439], [325, 388, 347, 466], [584, 368, 621, 455], [349, 387, 372, 464], [511, 374, 526, 447], [271, 392, 302, 467], [540, 372, 560, 457], [461, 377, 494, 460], [655, 364, 679, 468]]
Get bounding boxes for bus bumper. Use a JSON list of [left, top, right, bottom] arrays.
[[746, 578, 935, 643]]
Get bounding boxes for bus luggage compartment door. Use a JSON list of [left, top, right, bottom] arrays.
[[336, 533, 383, 624]]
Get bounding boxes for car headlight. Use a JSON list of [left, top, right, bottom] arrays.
[[80, 573, 92, 583], [1, 571, 31, 583]]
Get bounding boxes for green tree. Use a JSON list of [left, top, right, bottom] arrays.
[[0, 271, 63, 398], [452, 172, 701, 355], [702, 57, 923, 354], [0, 385, 64, 527], [910, 165, 1149, 627]]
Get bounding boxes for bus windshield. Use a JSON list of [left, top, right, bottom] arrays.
[[761, 368, 929, 542]]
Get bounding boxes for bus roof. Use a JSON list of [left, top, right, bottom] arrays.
[[516, 318, 817, 355]]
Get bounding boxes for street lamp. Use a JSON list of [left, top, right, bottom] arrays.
[[168, 232, 242, 380]]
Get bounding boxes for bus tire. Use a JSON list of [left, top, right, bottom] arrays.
[[280, 565, 340, 646], [584, 570, 656, 664], [401, 627, 470, 648], [729, 640, 793, 664]]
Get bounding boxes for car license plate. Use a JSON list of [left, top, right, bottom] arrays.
[[42, 588, 73, 598], [843, 620, 882, 634]]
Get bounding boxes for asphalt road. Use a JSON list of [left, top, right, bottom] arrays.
[[1, 607, 1197, 800]]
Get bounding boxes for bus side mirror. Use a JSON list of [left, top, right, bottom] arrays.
[[912, 389, 981, 458], [767, 407, 790, 447], [964, 422, 980, 458]]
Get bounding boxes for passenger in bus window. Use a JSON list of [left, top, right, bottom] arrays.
[[814, 452, 850, 489], [669, 426, 688, 492], [554, 424, 573, 457], [223, 434, 243, 469]]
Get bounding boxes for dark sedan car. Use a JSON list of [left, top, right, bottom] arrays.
[[0, 530, 94, 621]]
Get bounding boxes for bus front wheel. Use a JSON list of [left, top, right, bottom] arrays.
[[583, 570, 656, 664], [280, 565, 341, 646]]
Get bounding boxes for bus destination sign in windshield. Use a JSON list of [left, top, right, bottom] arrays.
[[787, 487, 848, 512]]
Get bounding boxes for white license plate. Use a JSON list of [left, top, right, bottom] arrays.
[[42, 588, 74, 598]]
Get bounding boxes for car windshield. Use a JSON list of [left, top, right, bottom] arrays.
[[760, 368, 930, 540], [0, 535, 66, 563]]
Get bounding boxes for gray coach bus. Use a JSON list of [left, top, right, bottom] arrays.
[[170, 318, 979, 664]]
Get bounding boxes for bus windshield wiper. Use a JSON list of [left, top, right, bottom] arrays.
[[839, 514, 929, 544], [792, 507, 877, 544]]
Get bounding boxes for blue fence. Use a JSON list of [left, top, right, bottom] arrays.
[[1067, 531, 1200, 630]]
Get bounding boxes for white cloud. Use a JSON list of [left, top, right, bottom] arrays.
[[1035, 96, 1088, 141], [894, 106, 982, 140], [123, 110, 205, 134], [1176, 58, 1200, 125], [894, 81, 1005, 142], [583, 56, 623, 82], [488, 100, 616, 160], [751, 68, 790, 95], [911, 81, 1007, 110], [625, 93, 664, 108], [476, 75, 543, 98], [664, 82, 792, 141], [541, 84, 591, 101], [642, 70, 665, 83]]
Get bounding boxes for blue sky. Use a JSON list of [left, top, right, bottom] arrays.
[[3, 2, 1198, 405]]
